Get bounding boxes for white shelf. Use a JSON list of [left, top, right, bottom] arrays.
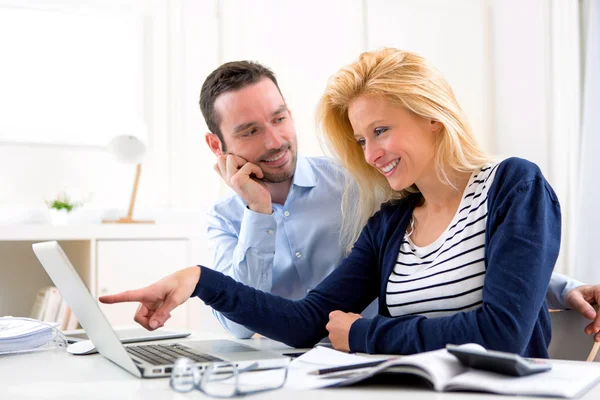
[[0, 223, 204, 241]]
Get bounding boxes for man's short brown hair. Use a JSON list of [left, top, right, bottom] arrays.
[[199, 61, 281, 149]]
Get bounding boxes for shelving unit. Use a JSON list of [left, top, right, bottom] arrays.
[[0, 223, 208, 330]]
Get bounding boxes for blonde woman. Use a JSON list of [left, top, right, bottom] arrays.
[[101, 49, 560, 358]]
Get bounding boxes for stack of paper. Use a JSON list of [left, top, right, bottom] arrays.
[[0, 317, 60, 353]]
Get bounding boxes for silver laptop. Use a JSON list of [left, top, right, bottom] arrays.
[[32, 241, 289, 378]]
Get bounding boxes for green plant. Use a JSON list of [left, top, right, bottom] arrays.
[[46, 193, 80, 212]]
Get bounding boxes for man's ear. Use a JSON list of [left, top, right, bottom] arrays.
[[205, 133, 223, 156]]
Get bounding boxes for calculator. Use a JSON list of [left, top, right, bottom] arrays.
[[446, 344, 552, 377]]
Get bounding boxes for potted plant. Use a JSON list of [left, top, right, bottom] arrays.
[[46, 192, 81, 225]]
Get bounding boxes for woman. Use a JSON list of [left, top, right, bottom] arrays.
[[101, 49, 560, 357]]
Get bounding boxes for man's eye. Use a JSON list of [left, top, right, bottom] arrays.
[[244, 128, 258, 137], [374, 127, 389, 136], [275, 116, 286, 123]]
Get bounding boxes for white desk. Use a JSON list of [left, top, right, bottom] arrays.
[[2, 334, 600, 400]]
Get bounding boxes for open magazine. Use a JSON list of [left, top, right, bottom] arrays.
[[289, 345, 600, 398]]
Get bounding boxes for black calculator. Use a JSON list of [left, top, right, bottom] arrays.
[[446, 344, 552, 377]]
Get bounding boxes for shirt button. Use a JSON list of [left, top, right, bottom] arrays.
[[283, 211, 290, 217], [295, 252, 301, 258], [267, 229, 274, 235], [306, 288, 311, 294]]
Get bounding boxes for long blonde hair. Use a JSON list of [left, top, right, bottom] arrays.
[[318, 48, 490, 254]]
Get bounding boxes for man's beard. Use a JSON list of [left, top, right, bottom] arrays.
[[258, 145, 297, 183]]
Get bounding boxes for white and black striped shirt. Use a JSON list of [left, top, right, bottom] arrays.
[[386, 162, 500, 318]]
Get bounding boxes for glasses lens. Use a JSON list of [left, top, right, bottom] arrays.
[[201, 363, 238, 397], [201, 361, 289, 397], [236, 364, 288, 394], [170, 357, 199, 393]]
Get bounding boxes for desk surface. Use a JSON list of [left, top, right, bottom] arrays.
[[2, 334, 600, 400]]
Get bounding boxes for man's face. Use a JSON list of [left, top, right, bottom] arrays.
[[213, 78, 298, 183]]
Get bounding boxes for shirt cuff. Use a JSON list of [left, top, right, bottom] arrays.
[[547, 272, 585, 309], [238, 207, 277, 252], [348, 317, 371, 353], [561, 276, 585, 307]]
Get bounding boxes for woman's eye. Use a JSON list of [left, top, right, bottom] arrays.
[[357, 138, 366, 147], [374, 127, 389, 136]]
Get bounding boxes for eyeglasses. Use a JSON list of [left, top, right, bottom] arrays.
[[169, 357, 289, 398]]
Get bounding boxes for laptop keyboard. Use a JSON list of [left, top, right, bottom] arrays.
[[126, 343, 224, 366]]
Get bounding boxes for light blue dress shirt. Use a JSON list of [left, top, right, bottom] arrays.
[[205, 155, 581, 338], [206, 156, 370, 338], [547, 272, 584, 309]]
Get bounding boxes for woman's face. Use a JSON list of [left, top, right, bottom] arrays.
[[348, 95, 440, 191]]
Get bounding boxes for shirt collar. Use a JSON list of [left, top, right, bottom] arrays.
[[292, 154, 316, 188]]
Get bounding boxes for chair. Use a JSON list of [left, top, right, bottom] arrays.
[[548, 309, 600, 362]]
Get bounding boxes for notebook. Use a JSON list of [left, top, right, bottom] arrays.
[[32, 241, 289, 378], [288, 346, 600, 398]]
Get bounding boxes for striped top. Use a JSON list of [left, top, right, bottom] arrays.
[[386, 162, 500, 318]]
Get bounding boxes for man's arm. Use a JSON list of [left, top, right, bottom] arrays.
[[546, 272, 600, 342], [206, 154, 277, 338], [546, 272, 584, 309], [207, 207, 277, 338]]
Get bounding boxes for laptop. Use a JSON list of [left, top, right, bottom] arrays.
[[32, 241, 289, 378]]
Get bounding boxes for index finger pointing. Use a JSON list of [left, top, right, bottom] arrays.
[[99, 288, 149, 304]]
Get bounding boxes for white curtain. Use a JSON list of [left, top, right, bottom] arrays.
[[549, 0, 581, 275], [573, 0, 600, 283]]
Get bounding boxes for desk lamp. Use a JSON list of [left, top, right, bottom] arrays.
[[103, 134, 154, 224]]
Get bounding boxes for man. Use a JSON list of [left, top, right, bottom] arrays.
[[197, 60, 600, 340]]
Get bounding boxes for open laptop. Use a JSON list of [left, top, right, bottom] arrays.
[[32, 241, 289, 378]]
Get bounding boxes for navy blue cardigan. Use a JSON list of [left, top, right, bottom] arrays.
[[193, 158, 561, 357]]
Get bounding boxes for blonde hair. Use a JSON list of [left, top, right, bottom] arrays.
[[318, 48, 490, 253]]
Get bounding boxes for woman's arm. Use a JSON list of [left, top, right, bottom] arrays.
[[192, 220, 382, 348]]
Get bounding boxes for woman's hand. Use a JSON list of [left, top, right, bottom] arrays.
[[99, 266, 201, 330], [326, 310, 362, 352]]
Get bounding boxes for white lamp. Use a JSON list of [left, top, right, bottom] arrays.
[[103, 133, 154, 224]]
